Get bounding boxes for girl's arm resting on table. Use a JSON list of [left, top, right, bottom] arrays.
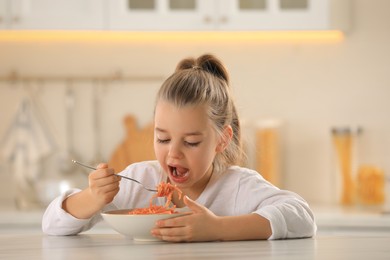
[[42, 163, 121, 236], [152, 196, 272, 242], [62, 188, 104, 220], [152, 195, 316, 242], [236, 174, 317, 240], [42, 189, 101, 236], [217, 213, 272, 241], [256, 198, 317, 240], [42, 188, 119, 236]]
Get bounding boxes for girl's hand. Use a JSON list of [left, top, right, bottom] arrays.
[[151, 196, 221, 242], [87, 163, 121, 209], [62, 163, 120, 219]]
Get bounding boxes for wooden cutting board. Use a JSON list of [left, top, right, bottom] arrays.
[[108, 115, 155, 173]]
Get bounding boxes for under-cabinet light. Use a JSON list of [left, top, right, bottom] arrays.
[[0, 30, 344, 43]]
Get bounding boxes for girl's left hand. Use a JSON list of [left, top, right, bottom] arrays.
[[151, 196, 221, 242]]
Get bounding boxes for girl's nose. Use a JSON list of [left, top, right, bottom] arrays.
[[168, 143, 183, 159]]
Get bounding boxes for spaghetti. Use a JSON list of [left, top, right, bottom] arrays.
[[128, 182, 182, 215]]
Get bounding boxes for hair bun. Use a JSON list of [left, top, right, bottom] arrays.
[[176, 58, 196, 71], [197, 54, 230, 84], [176, 54, 230, 85]]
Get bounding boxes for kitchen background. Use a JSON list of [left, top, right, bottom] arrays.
[[0, 0, 389, 212]]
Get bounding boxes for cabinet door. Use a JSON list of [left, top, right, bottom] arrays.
[[8, 0, 106, 30], [218, 0, 330, 31], [0, 0, 7, 29], [108, 0, 216, 31]]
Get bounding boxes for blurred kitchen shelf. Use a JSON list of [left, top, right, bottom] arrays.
[[0, 209, 44, 225], [313, 204, 390, 234], [0, 208, 114, 235]]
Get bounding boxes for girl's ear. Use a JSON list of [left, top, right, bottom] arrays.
[[216, 125, 233, 153]]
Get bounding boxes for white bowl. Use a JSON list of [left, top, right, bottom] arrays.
[[101, 209, 185, 241]]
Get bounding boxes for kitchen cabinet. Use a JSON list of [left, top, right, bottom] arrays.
[[0, 0, 349, 31], [0, 0, 106, 30], [218, 0, 347, 31], [107, 0, 349, 31], [108, 0, 215, 31], [0, 0, 7, 29]]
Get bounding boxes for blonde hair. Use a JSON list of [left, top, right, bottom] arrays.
[[155, 54, 244, 172]]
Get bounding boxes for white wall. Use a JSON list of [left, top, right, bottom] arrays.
[[0, 0, 389, 208]]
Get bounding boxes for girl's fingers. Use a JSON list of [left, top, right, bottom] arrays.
[[96, 163, 108, 169], [89, 170, 119, 185], [151, 226, 189, 242], [91, 168, 115, 179], [155, 214, 190, 228], [183, 196, 204, 213], [89, 175, 120, 188]]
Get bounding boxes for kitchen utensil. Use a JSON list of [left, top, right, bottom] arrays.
[[89, 80, 104, 167], [72, 160, 157, 192], [58, 81, 82, 175]]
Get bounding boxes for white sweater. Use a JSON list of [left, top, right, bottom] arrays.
[[42, 161, 317, 239]]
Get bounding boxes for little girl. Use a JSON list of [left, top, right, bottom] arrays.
[[42, 54, 316, 242]]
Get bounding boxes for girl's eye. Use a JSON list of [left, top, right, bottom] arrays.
[[157, 138, 170, 144], [185, 141, 201, 147], [156, 138, 201, 147]]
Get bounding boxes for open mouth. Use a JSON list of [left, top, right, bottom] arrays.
[[168, 165, 189, 183]]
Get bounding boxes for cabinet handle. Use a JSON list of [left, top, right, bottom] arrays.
[[219, 16, 228, 24], [12, 16, 20, 23], [203, 16, 212, 24]]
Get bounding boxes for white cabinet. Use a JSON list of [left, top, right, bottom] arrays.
[[1, 0, 106, 30], [0, 0, 349, 31], [0, 0, 7, 29], [218, 0, 338, 31], [107, 0, 349, 31], [108, 0, 216, 31]]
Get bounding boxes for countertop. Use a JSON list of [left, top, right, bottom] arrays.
[[1, 205, 390, 259], [2, 204, 390, 234], [1, 232, 390, 260]]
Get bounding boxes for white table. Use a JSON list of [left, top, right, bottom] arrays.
[[1, 231, 390, 260], [1, 207, 390, 259]]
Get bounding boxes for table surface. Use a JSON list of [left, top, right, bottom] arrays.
[[1, 207, 390, 260], [1, 230, 390, 260]]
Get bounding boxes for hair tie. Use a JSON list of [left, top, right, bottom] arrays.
[[192, 65, 201, 70]]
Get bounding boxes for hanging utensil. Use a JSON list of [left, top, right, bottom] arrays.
[[58, 80, 80, 175], [89, 79, 103, 167]]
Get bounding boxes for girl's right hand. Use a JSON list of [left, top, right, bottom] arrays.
[[88, 163, 121, 209]]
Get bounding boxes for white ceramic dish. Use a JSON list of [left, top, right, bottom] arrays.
[[101, 209, 186, 241]]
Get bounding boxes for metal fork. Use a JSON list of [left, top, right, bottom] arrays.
[[72, 160, 157, 192]]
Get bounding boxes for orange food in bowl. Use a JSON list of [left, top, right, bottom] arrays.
[[128, 182, 182, 215]]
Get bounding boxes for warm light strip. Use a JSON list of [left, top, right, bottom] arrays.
[[0, 30, 344, 43]]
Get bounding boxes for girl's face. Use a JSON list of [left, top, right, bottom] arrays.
[[154, 101, 223, 196]]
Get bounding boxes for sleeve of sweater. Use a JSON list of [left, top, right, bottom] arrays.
[[235, 171, 317, 240], [41, 189, 116, 236], [255, 191, 317, 240]]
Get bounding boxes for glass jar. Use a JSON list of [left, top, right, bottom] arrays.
[[332, 126, 386, 210], [255, 120, 283, 187], [356, 165, 385, 207], [331, 126, 362, 206]]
